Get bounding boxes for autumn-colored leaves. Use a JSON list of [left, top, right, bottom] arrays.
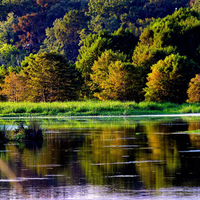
[[0, 52, 79, 102], [2, 4, 200, 103]]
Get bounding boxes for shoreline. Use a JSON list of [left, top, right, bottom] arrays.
[[0, 113, 200, 119]]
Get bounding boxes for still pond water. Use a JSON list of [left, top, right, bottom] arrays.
[[1, 116, 200, 199]]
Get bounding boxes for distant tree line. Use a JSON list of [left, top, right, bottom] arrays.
[[1, 0, 200, 103]]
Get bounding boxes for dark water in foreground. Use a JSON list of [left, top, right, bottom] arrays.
[[1, 117, 200, 199]]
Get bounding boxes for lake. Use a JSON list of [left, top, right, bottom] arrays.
[[1, 116, 200, 200]]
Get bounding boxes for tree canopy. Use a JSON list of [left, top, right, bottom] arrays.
[[1, 1, 200, 103], [91, 50, 142, 101], [76, 27, 137, 98], [23, 52, 79, 102], [40, 9, 90, 63], [1, 52, 80, 102], [187, 74, 200, 103], [144, 54, 200, 103]]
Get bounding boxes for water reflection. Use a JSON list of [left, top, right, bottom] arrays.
[[1, 117, 200, 199]]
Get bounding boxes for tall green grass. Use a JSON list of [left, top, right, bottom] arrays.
[[0, 101, 199, 117]]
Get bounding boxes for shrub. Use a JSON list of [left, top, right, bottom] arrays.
[[187, 74, 200, 103]]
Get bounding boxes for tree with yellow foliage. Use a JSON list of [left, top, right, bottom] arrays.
[[21, 52, 79, 102], [0, 72, 26, 102], [144, 54, 199, 103], [1, 52, 80, 102], [187, 74, 200, 103], [91, 50, 142, 101]]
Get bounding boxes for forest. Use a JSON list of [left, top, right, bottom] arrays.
[[0, 0, 200, 103]]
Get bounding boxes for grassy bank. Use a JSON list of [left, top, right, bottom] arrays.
[[0, 101, 199, 117]]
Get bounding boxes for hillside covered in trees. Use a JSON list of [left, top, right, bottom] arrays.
[[1, 0, 200, 103]]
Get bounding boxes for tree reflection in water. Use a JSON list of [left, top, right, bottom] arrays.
[[0, 118, 200, 199]]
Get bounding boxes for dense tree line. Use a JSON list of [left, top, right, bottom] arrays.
[[1, 0, 200, 103]]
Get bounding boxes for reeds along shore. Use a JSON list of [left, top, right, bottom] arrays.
[[0, 101, 199, 117]]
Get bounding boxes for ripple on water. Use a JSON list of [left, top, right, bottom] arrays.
[[0, 177, 50, 182], [103, 145, 139, 148], [91, 160, 165, 166], [28, 164, 61, 167]]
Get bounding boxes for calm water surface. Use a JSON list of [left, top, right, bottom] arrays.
[[1, 117, 200, 199]]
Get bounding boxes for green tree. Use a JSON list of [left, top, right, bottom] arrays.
[[132, 45, 176, 99], [91, 50, 142, 101], [46, 0, 76, 26], [133, 8, 200, 68], [0, 44, 21, 67], [0, 13, 27, 68], [40, 10, 90, 63], [87, 0, 189, 33], [76, 27, 137, 98], [21, 52, 79, 102], [132, 8, 200, 100], [87, 0, 143, 33], [9, 0, 38, 17], [144, 54, 199, 103], [0, 12, 18, 46], [187, 74, 200, 103], [191, 0, 200, 12]]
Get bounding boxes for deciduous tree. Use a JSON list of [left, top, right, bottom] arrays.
[[133, 8, 200, 68], [40, 9, 90, 63], [0, 71, 25, 101], [132, 8, 200, 100], [12, 13, 46, 52], [187, 74, 200, 103], [76, 27, 137, 98], [91, 50, 142, 101], [21, 52, 79, 102], [144, 54, 199, 103], [0, 12, 17, 46], [0, 44, 22, 67]]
